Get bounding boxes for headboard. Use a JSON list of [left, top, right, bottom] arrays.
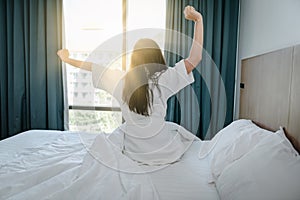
[[239, 44, 300, 144]]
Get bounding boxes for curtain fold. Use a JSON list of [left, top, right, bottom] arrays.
[[165, 0, 239, 139], [0, 0, 64, 140]]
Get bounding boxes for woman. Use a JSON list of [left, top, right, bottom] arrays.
[[57, 5, 203, 165]]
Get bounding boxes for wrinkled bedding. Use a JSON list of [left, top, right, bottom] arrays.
[[0, 130, 219, 200]]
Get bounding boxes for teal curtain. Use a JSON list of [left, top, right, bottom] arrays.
[[0, 0, 64, 139], [165, 0, 239, 139]]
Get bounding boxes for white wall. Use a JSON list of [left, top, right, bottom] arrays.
[[234, 0, 300, 118], [239, 0, 300, 59]]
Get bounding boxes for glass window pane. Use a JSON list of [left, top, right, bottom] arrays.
[[127, 0, 166, 31], [126, 0, 166, 66], [63, 0, 123, 132], [69, 110, 122, 133]]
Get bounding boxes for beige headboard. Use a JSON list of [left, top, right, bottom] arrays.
[[239, 44, 300, 143]]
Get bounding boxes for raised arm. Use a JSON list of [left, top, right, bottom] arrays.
[[57, 49, 92, 71], [57, 49, 125, 102], [183, 6, 203, 74]]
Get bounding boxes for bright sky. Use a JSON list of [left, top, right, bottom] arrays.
[[63, 0, 166, 52]]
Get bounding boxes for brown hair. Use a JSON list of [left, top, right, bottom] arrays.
[[122, 38, 167, 116]]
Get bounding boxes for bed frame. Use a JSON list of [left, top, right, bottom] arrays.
[[239, 44, 300, 152]]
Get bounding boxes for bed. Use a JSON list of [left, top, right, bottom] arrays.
[[1, 45, 300, 200]]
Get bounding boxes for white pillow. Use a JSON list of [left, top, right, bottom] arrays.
[[198, 119, 274, 183], [198, 119, 254, 159], [209, 124, 274, 183], [216, 128, 300, 200], [277, 127, 299, 156]]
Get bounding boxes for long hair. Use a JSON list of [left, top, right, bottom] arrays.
[[122, 38, 167, 116]]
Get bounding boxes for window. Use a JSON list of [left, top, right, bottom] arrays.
[[63, 0, 166, 133]]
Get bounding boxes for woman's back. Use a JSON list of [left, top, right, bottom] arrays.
[[92, 59, 196, 165]]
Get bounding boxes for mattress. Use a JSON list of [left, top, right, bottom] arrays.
[[0, 130, 219, 200]]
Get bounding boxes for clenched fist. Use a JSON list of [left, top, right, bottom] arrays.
[[57, 49, 70, 62], [184, 5, 202, 22]]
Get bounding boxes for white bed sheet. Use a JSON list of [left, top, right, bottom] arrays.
[[0, 130, 219, 200]]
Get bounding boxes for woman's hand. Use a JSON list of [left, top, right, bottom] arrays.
[[57, 49, 70, 62], [184, 5, 202, 22], [56, 49, 92, 71]]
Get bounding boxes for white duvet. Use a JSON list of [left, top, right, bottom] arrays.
[[0, 130, 219, 200], [0, 131, 159, 200]]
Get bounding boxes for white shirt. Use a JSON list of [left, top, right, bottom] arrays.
[[92, 59, 197, 165]]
